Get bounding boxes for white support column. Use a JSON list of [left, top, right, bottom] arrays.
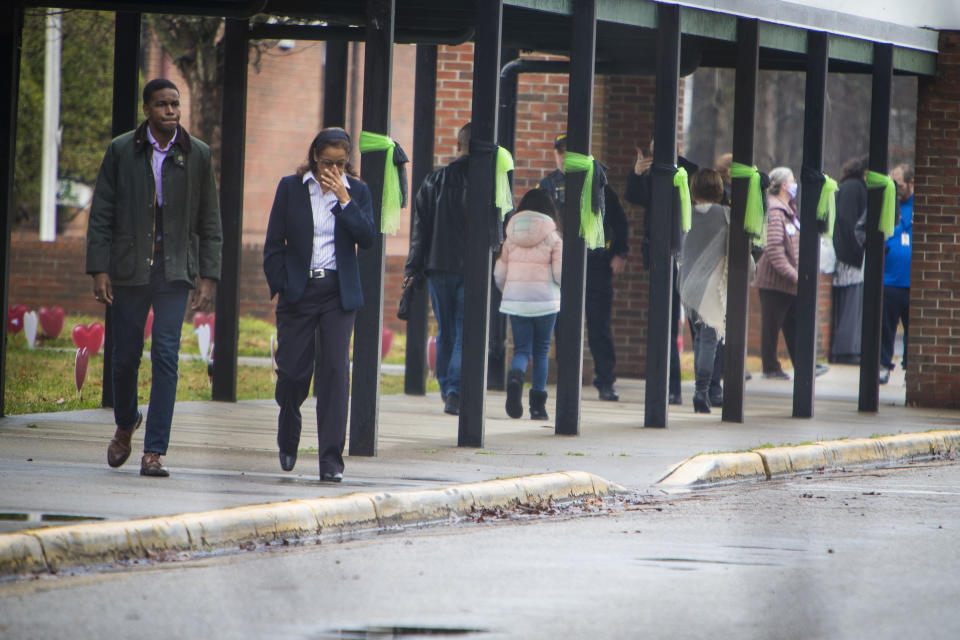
[[40, 9, 61, 242]]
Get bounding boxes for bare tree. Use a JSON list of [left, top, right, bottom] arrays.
[[145, 15, 225, 176]]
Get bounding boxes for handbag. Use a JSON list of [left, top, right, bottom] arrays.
[[397, 275, 421, 320]]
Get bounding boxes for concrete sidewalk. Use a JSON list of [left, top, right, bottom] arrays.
[[1, 363, 958, 574]]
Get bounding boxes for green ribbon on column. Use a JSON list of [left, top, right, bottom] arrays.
[[817, 174, 839, 238], [730, 162, 765, 241], [865, 170, 896, 239], [495, 146, 514, 220], [359, 131, 402, 235], [674, 166, 692, 232], [563, 151, 605, 249]]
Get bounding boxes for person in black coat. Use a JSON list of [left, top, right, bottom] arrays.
[[404, 123, 472, 415], [538, 133, 629, 401], [263, 128, 376, 481], [830, 156, 868, 365], [624, 141, 701, 405]]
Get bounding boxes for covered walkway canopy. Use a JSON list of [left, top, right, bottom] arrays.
[[1, 1, 942, 448]]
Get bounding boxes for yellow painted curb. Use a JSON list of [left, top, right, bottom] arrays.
[[656, 452, 766, 488], [757, 444, 830, 477], [656, 430, 960, 489], [818, 437, 887, 467], [0, 534, 46, 576], [0, 471, 620, 577]]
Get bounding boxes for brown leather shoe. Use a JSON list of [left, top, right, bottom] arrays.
[[140, 452, 169, 477], [107, 411, 142, 468]]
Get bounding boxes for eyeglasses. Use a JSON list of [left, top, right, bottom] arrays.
[[318, 159, 347, 169]]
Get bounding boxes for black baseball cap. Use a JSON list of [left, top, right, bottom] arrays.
[[553, 133, 567, 149]]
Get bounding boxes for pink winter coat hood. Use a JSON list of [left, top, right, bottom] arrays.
[[494, 211, 563, 317]]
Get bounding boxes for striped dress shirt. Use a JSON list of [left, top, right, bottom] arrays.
[[303, 171, 351, 271]]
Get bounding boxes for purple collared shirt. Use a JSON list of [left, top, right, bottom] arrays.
[[146, 126, 178, 207]]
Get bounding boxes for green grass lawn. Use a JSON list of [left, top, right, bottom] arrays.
[[4, 314, 435, 415]]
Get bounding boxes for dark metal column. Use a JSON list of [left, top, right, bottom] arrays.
[[792, 30, 828, 418], [458, 0, 502, 448], [315, 37, 351, 398], [212, 18, 249, 402], [404, 44, 436, 396], [349, 0, 394, 456], [555, 0, 596, 436], [721, 18, 759, 424], [859, 42, 893, 413], [102, 11, 141, 408], [644, 3, 680, 429], [323, 40, 349, 126], [488, 45, 519, 392], [0, 6, 24, 417]]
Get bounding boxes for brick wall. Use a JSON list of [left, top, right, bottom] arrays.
[[908, 30, 960, 409], [7, 235, 413, 337], [13, 39, 840, 378]]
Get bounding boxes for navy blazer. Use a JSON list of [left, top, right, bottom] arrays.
[[263, 174, 376, 310]]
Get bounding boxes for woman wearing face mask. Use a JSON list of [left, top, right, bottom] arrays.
[[755, 167, 801, 379]]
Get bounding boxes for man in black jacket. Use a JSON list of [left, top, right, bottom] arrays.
[[624, 141, 701, 406], [538, 133, 629, 401], [405, 123, 471, 415]]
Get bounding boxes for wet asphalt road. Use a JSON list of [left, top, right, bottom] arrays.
[[2, 461, 958, 640]]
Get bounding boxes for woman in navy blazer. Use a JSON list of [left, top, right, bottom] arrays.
[[263, 128, 376, 481]]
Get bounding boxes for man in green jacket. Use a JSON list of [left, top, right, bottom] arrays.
[[86, 78, 222, 477]]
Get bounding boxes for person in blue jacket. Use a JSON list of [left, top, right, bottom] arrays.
[[263, 128, 376, 480], [879, 163, 914, 385]]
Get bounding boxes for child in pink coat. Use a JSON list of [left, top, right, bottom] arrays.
[[494, 189, 563, 420]]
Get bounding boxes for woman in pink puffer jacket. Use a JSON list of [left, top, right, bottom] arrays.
[[494, 189, 562, 421]]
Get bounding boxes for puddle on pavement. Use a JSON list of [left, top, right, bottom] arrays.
[[0, 512, 106, 532], [636, 556, 780, 569], [313, 626, 487, 639]]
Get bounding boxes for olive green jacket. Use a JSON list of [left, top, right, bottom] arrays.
[[86, 121, 222, 287]]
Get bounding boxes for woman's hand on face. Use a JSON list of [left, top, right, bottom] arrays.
[[321, 165, 350, 205]]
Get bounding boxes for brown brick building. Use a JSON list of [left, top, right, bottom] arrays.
[[8, 27, 957, 407]]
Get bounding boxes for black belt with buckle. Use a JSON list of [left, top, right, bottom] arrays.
[[309, 267, 336, 279]]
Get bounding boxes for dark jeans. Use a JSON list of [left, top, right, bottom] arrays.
[[427, 271, 464, 398], [758, 288, 797, 374], [686, 314, 724, 392], [688, 310, 719, 393], [586, 250, 616, 387], [509, 313, 557, 392], [275, 275, 356, 476], [881, 285, 909, 370], [111, 265, 190, 455]]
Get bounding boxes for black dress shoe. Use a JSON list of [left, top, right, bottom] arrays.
[[444, 392, 460, 415], [762, 369, 790, 380], [709, 390, 723, 407], [321, 471, 343, 483], [597, 384, 619, 401], [668, 393, 682, 405], [279, 451, 297, 472]]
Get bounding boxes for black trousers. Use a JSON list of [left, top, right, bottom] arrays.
[[586, 250, 616, 387], [670, 279, 681, 396], [830, 283, 862, 363], [759, 288, 797, 374], [880, 285, 909, 370], [274, 275, 356, 475]]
